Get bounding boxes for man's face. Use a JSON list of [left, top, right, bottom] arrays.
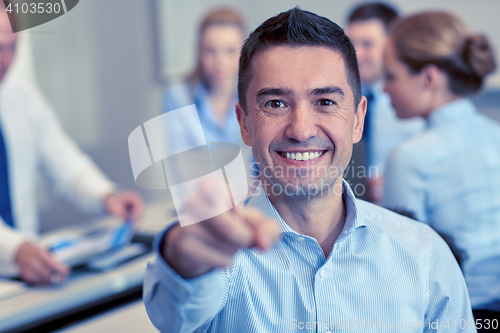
[[0, 11, 17, 82], [236, 46, 365, 199], [346, 19, 387, 84]]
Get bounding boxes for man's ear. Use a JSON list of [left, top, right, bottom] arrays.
[[353, 96, 367, 144], [236, 102, 252, 146]]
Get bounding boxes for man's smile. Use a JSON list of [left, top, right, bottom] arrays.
[[277, 150, 326, 161], [273, 148, 333, 167]]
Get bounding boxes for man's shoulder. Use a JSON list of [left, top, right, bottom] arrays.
[[356, 200, 458, 269], [0, 76, 40, 99], [356, 199, 436, 240], [0, 77, 46, 119]]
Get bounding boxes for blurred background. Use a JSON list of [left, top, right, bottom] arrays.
[[9, 0, 499, 231]]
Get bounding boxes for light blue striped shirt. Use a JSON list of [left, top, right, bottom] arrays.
[[383, 98, 500, 312], [144, 180, 475, 332]]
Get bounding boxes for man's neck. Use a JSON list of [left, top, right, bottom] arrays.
[[264, 177, 346, 258]]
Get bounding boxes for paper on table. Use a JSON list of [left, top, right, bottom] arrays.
[[0, 279, 27, 301], [42, 222, 135, 267]]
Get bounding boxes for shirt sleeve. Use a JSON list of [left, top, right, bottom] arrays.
[[424, 231, 476, 332], [143, 223, 228, 333], [382, 146, 428, 223], [30, 85, 115, 215]]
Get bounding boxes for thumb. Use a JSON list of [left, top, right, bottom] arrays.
[[41, 248, 69, 276]]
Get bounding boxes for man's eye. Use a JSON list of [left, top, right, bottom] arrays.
[[318, 99, 336, 107], [266, 100, 286, 108]]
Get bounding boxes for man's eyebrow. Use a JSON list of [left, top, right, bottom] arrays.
[[309, 86, 345, 97], [256, 87, 293, 98]]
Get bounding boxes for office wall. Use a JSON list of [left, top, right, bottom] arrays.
[[160, 0, 500, 88]]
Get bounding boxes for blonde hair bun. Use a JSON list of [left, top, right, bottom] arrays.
[[464, 34, 496, 77], [390, 11, 496, 95]]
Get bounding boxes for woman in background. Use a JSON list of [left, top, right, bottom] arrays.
[[163, 8, 245, 147], [162, 8, 257, 188], [382, 12, 500, 329]]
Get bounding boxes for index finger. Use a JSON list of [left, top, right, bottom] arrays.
[[201, 206, 254, 248]]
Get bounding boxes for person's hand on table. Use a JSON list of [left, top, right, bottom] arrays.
[[163, 179, 281, 279], [15, 242, 70, 285], [104, 190, 144, 224]]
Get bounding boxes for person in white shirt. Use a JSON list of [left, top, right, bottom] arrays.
[[0, 5, 143, 285], [346, 2, 424, 203]]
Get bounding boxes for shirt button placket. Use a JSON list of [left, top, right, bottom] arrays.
[[315, 262, 334, 333]]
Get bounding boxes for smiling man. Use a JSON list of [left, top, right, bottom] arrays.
[[144, 8, 474, 333]]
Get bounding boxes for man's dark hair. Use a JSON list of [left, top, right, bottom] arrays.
[[347, 2, 399, 30], [238, 7, 361, 114]]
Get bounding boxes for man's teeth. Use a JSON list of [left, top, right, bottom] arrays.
[[281, 151, 324, 161]]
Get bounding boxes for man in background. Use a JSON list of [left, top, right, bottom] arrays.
[[346, 2, 424, 203], [0, 4, 143, 284]]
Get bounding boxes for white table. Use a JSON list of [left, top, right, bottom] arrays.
[[0, 199, 177, 332], [56, 300, 158, 333], [136, 198, 178, 238], [0, 254, 153, 332]]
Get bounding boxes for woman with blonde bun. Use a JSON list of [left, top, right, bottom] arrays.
[[382, 11, 500, 328]]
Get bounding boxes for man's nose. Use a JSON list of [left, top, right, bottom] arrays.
[[285, 104, 318, 142]]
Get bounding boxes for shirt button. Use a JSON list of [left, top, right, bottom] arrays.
[[319, 270, 327, 278], [297, 237, 305, 242]]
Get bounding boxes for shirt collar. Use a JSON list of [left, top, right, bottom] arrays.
[[427, 98, 477, 128], [245, 179, 366, 237], [192, 81, 209, 109], [192, 81, 238, 126]]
